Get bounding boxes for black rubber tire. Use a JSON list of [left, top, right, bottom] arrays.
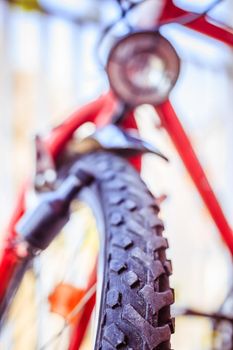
[[60, 151, 174, 350]]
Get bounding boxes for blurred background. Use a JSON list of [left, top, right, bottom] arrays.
[[0, 0, 233, 349]]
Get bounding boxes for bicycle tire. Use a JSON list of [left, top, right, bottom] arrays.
[[60, 151, 174, 350]]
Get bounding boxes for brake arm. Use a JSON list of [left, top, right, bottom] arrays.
[[16, 168, 94, 251]]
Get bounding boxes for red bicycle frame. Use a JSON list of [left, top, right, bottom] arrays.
[[0, 1, 233, 347]]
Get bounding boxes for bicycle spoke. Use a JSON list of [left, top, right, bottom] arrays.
[[39, 283, 97, 350]]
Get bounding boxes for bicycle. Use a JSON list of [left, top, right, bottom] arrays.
[[0, 0, 233, 349]]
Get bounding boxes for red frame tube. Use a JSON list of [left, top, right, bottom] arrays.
[[46, 92, 117, 157], [156, 100, 233, 255], [69, 262, 97, 350], [158, 0, 233, 47]]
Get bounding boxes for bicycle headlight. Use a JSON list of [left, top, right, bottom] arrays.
[[106, 31, 180, 106]]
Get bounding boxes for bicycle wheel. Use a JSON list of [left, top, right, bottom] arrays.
[[1, 151, 174, 349], [60, 151, 174, 350]]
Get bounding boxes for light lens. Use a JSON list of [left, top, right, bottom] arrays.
[[106, 32, 180, 106]]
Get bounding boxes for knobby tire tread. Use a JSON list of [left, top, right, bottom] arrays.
[[60, 151, 174, 350]]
